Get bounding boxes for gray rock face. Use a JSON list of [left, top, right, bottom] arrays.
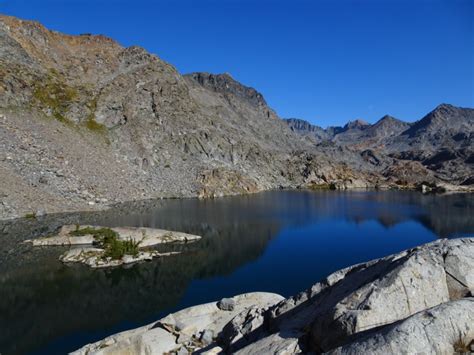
[[284, 118, 332, 143], [327, 299, 474, 355], [184, 72, 268, 108], [219, 306, 267, 350]]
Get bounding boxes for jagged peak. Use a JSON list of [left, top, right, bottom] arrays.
[[434, 103, 456, 111], [185, 72, 267, 107], [344, 119, 370, 130], [285, 118, 312, 124], [379, 114, 397, 121], [374, 115, 407, 126]]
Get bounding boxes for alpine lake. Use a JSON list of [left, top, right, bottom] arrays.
[[0, 190, 473, 354]]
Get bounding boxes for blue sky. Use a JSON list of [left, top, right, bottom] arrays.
[[1, 0, 472, 127]]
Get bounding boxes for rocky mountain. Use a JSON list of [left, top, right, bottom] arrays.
[[285, 104, 474, 186], [0, 14, 472, 219], [285, 115, 409, 146], [285, 115, 407, 144], [0, 15, 381, 219]]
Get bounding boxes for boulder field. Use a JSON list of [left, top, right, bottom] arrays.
[[73, 238, 474, 354]]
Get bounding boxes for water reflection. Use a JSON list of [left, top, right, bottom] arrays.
[[0, 190, 472, 354]]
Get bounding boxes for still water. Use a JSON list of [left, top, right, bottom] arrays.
[[0, 190, 473, 354]]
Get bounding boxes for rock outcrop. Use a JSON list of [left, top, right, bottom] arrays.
[[73, 238, 474, 354], [327, 299, 474, 355], [72, 292, 284, 354]]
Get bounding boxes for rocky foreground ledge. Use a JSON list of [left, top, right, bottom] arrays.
[[73, 238, 474, 354]]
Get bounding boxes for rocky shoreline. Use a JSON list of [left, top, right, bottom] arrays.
[[72, 238, 474, 354], [3, 184, 473, 222]]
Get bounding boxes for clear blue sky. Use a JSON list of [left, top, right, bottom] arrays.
[[1, 0, 473, 126]]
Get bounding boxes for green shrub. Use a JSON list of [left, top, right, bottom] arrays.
[[103, 237, 140, 260], [69, 227, 140, 260], [33, 77, 78, 124], [69, 227, 118, 241], [24, 212, 37, 219]]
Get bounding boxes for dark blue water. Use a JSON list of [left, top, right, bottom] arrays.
[[0, 190, 473, 354]]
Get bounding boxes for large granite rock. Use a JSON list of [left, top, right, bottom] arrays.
[[230, 238, 474, 354], [71, 238, 474, 354], [72, 292, 284, 354], [327, 299, 474, 355]]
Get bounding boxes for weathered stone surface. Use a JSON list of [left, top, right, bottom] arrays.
[[28, 225, 201, 247], [219, 306, 267, 350], [327, 299, 474, 355], [234, 332, 302, 355], [30, 234, 95, 246], [217, 297, 235, 311], [199, 329, 214, 345], [73, 292, 284, 354], [73, 326, 177, 355], [199, 345, 223, 354], [268, 239, 473, 352], [158, 292, 283, 338], [443, 238, 474, 299], [59, 247, 179, 268]]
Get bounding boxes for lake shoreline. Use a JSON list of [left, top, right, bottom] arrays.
[[3, 183, 473, 222]]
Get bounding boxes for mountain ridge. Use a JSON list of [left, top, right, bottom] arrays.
[[0, 14, 472, 219]]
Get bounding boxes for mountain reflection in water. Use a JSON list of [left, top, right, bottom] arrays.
[[0, 190, 472, 354]]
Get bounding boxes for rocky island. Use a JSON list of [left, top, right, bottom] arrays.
[[73, 238, 474, 354], [26, 224, 201, 268]]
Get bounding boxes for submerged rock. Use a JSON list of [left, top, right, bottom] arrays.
[[71, 238, 474, 354]]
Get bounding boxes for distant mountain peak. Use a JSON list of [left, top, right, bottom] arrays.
[[403, 103, 474, 137], [374, 115, 407, 126], [344, 119, 370, 130], [434, 103, 456, 110], [379, 114, 397, 121]]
